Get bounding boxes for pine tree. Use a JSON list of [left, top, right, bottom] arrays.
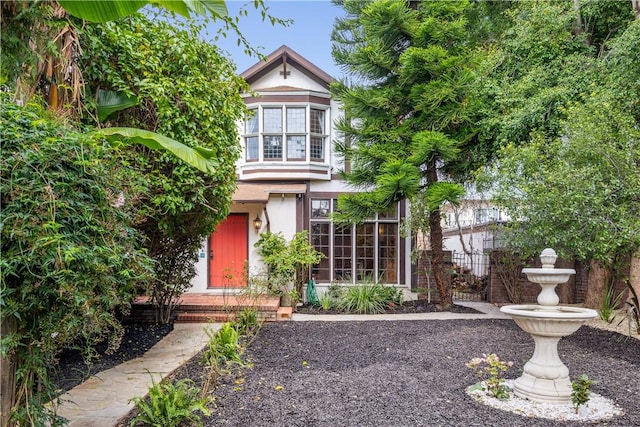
[[331, 0, 478, 308]]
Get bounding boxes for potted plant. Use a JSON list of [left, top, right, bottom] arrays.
[[255, 231, 324, 308]]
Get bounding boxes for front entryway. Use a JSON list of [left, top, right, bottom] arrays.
[[208, 213, 248, 288]]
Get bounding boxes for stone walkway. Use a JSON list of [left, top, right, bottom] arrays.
[[55, 302, 508, 426], [55, 323, 218, 427]]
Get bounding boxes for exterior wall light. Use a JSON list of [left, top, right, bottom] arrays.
[[253, 215, 263, 233]]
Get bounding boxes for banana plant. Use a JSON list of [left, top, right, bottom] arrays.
[[57, 0, 227, 22], [54, 1, 229, 174]]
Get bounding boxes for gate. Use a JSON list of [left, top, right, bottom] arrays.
[[450, 251, 489, 302]]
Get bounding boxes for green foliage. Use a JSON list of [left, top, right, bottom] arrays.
[[485, 94, 640, 269], [234, 308, 260, 337], [466, 353, 513, 400], [337, 283, 402, 314], [1, 95, 152, 425], [79, 13, 249, 322], [599, 284, 624, 323], [255, 231, 324, 294], [571, 374, 595, 413], [58, 0, 227, 23], [331, 0, 480, 309], [203, 323, 243, 367], [319, 293, 333, 310], [129, 378, 211, 427], [619, 281, 640, 336]]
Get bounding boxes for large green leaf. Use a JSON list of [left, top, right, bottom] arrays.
[[96, 89, 138, 122], [97, 127, 218, 174], [59, 0, 228, 22], [58, 1, 148, 22]]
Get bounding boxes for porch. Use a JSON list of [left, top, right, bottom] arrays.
[[131, 294, 293, 323]]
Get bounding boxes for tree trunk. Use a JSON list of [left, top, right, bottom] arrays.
[[629, 252, 640, 304], [1, 317, 17, 427], [430, 208, 452, 309], [584, 259, 608, 308]]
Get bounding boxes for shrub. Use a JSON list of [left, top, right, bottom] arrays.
[[1, 95, 152, 425], [466, 353, 513, 400], [319, 293, 333, 310], [235, 308, 260, 337], [129, 378, 210, 427], [338, 284, 383, 314], [336, 283, 403, 314], [599, 283, 624, 323], [571, 374, 595, 413], [203, 323, 243, 367]]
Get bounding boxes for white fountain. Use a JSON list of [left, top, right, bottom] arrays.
[[500, 248, 598, 403]]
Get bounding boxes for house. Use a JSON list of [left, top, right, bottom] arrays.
[[435, 199, 507, 298], [187, 46, 414, 298]]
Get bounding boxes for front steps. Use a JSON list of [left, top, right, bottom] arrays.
[[132, 294, 289, 323]]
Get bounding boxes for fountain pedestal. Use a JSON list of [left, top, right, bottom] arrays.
[[500, 249, 597, 403]]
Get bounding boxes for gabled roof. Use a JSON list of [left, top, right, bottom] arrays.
[[240, 45, 335, 90]]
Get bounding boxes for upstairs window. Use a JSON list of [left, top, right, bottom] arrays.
[[243, 105, 328, 162]]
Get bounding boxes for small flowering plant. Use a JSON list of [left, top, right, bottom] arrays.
[[466, 353, 514, 400]]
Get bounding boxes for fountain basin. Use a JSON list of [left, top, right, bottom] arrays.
[[521, 268, 577, 306], [521, 268, 576, 285], [501, 304, 597, 336], [501, 304, 597, 403]]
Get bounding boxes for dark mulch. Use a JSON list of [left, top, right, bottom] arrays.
[[120, 318, 639, 427], [52, 323, 173, 393], [296, 299, 481, 315]]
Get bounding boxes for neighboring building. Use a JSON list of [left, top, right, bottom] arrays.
[[440, 199, 506, 279], [188, 46, 413, 296]]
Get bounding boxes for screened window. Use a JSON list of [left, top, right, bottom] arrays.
[[310, 137, 324, 161], [310, 109, 325, 134], [311, 223, 330, 281]]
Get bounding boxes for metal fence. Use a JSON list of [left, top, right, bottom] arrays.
[[449, 250, 490, 302]]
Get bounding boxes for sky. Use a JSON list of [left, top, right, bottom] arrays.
[[210, 0, 345, 79]]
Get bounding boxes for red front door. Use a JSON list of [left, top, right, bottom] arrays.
[[208, 213, 248, 288]]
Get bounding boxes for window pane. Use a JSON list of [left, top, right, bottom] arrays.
[[245, 109, 258, 133], [333, 224, 352, 282], [311, 223, 330, 281], [379, 202, 398, 219], [310, 136, 324, 160], [287, 135, 306, 160], [263, 135, 282, 159], [356, 223, 375, 281], [311, 199, 330, 218], [263, 108, 282, 132], [310, 109, 325, 134], [286, 107, 306, 133], [378, 223, 398, 284], [245, 136, 258, 161]]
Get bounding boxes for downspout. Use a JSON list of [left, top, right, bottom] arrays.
[[263, 204, 271, 233]]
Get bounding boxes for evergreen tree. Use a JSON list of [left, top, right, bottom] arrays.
[[331, 0, 479, 308]]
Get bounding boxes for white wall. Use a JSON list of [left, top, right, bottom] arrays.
[[251, 63, 328, 93], [188, 195, 300, 293]]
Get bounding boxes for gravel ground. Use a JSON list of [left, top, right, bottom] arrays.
[[196, 320, 639, 427], [56, 302, 637, 427]]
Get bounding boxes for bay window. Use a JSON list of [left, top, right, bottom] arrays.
[[243, 105, 328, 162]]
